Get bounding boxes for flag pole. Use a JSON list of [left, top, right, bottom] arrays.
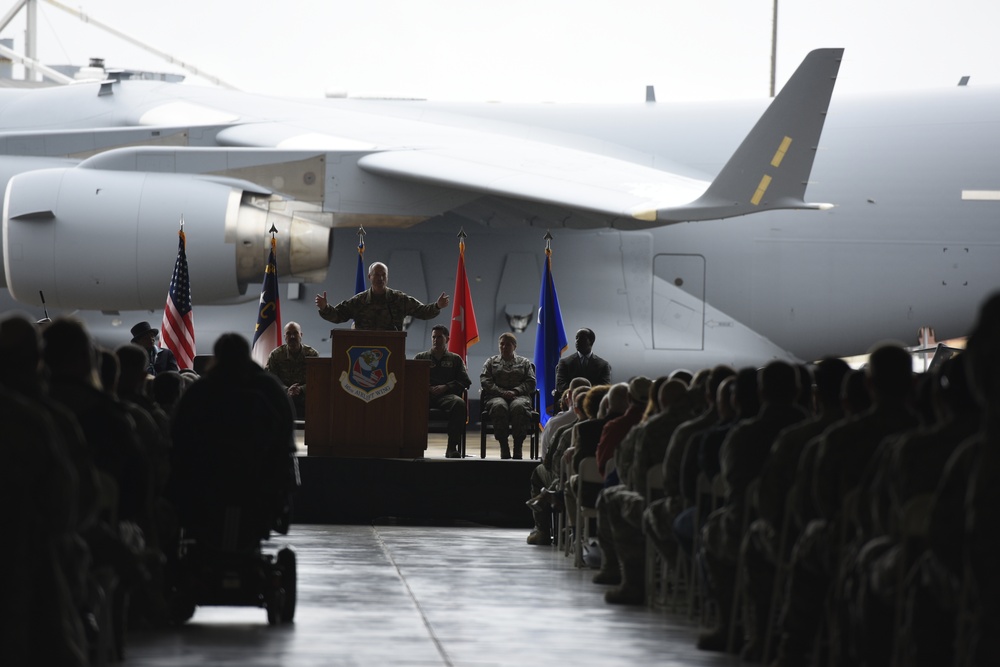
[[269, 225, 279, 325], [268, 224, 281, 341], [355, 225, 367, 295], [251, 224, 282, 368], [448, 227, 479, 363], [161, 214, 196, 369], [533, 229, 568, 428]]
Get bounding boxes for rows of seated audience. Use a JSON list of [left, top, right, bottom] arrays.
[[0, 314, 297, 666], [6, 288, 998, 666], [528, 292, 999, 667]]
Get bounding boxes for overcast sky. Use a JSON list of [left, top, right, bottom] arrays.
[[5, 0, 1000, 103]]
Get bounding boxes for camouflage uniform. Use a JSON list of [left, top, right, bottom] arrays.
[[595, 402, 693, 601], [265, 343, 319, 418], [414, 349, 471, 453], [265, 344, 319, 390], [480, 354, 536, 452], [318, 288, 441, 331]]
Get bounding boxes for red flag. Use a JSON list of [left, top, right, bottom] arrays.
[[448, 236, 479, 362], [161, 223, 196, 369]]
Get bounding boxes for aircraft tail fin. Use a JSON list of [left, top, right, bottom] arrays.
[[654, 48, 843, 223]]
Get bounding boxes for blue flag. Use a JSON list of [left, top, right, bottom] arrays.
[[354, 234, 366, 295], [251, 235, 282, 368], [533, 246, 568, 427]]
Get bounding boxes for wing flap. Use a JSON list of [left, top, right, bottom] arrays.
[[359, 144, 709, 227], [359, 48, 842, 230]]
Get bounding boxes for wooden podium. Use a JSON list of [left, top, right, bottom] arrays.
[[305, 330, 429, 458]]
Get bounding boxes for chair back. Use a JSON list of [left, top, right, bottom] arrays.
[[645, 465, 665, 503], [479, 377, 542, 459], [428, 390, 468, 457], [578, 456, 602, 487], [574, 456, 603, 567]]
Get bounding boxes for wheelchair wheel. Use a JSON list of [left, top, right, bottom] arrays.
[[266, 591, 284, 626], [167, 594, 196, 626], [277, 547, 297, 623]]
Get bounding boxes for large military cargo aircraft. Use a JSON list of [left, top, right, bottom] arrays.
[[0, 47, 995, 380]]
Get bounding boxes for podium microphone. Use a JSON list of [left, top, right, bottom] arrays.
[[39, 290, 51, 322]]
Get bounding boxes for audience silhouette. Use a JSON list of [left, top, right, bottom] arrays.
[[6, 290, 998, 665]]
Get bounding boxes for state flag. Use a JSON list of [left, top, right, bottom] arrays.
[[251, 234, 282, 368]]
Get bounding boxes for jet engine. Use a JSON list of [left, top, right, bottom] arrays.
[[2, 167, 331, 310]]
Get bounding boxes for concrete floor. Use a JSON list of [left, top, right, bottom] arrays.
[[124, 523, 741, 667]]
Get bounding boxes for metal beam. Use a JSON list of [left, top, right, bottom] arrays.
[[0, 40, 73, 83], [42, 0, 238, 89]]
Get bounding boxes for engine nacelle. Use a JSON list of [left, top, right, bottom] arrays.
[[2, 167, 330, 310]]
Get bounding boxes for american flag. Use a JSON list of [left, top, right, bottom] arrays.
[[161, 224, 196, 369]]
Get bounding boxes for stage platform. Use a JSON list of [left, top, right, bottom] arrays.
[[292, 433, 538, 528]]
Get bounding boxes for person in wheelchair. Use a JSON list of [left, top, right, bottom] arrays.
[[164, 334, 299, 624], [168, 333, 297, 548]]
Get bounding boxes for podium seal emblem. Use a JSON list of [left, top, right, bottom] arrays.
[[340, 346, 397, 402]]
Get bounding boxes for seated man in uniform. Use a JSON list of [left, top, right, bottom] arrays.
[[265, 321, 319, 420], [415, 325, 472, 458], [480, 333, 536, 459], [553, 327, 612, 413]]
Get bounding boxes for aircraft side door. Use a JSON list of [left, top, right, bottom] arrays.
[[652, 253, 705, 350]]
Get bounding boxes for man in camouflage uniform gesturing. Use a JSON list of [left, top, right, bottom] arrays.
[[315, 261, 449, 331]]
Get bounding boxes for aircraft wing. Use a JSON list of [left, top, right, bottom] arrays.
[[356, 48, 843, 229], [16, 47, 838, 231], [0, 48, 840, 234], [356, 143, 706, 229]]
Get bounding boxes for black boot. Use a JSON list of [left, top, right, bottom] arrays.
[[605, 548, 646, 605], [592, 553, 622, 585], [740, 595, 770, 663], [499, 440, 511, 459], [700, 557, 740, 653], [527, 520, 551, 545], [513, 441, 523, 459], [770, 633, 809, 667]]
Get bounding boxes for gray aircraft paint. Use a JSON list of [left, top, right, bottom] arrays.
[[0, 49, 996, 383]]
